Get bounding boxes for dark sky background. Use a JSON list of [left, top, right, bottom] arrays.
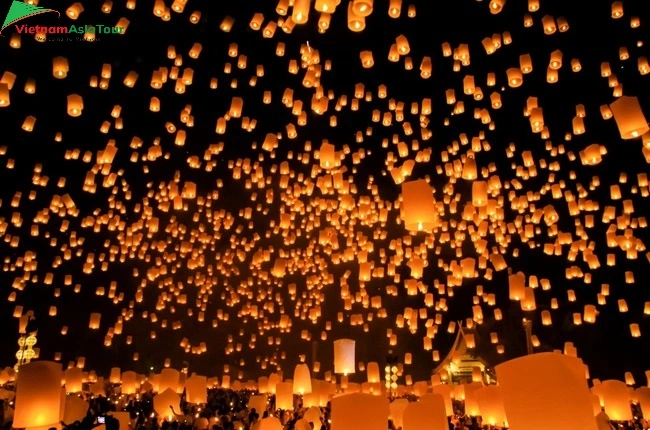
[[1, 0, 650, 385]]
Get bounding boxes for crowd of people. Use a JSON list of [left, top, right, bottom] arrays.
[[2, 385, 650, 430]]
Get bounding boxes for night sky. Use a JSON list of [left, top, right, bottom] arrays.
[[1, 0, 650, 385]]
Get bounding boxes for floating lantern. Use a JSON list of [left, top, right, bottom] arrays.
[[13, 361, 63, 429], [610, 96, 649, 139], [334, 339, 356, 375]]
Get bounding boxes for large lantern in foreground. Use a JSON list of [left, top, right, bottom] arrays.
[[496, 353, 597, 430], [14, 361, 63, 429], [331, 393, 389, 430]]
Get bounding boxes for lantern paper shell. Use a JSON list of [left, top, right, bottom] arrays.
[[13, 361, 63, 429], [292, 0, 311, 24], [593, 380, 632, 421], [67, 94, 84, 117], [63, 395, 88, 424], [431, 385, 453, 416], [275, 381, 294, 410], [121, 371, 137, 394], [319, 142, 338, 169], [475, 386, 508, 427], [260, 417, 284, 430], [402, 394, 447, 430], [610, 96, 649, 139], [401, 180, 437, 231], [0, 83, 9, 107], [64, 367, 83, 393], [186, 375, 207, 404], [390, 399, 409, 429], [248, 395, 267, 415], [495, 353, 597, 430], [159, 368, 180, 393], [366, 362, 380, 383], [293, 364, 312, 394], [334, 339, 356, 374], [331, 393, 389, 430], [153, 388, 181, 420], [89, 313, 101, 329], [109, 367, 121, 384]]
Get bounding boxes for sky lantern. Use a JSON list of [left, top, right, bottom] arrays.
[[332, 393, 389, 430], [610, 96, 649, 139], [401, 180, 437, 231], [489, 0, 505, 14], [0, 83, 9, 107], [121, 371, 137, 394], [366, 362, 380, 383], [347, 2, 366, 31], [315, 0, 338, 13], [13, 361, 63, 429], [186, 375, 208, 404], [334, 339, 355, 375], [64, 367, 83, 393], [67, 95, 84, 117], [475, 386, 508, 427], [496, 353, 597, 430], [611, 1, 623, 18], [506, 68, 523, 87], [293, 364, 312, 394], [276, 381, 294, 409], [53, 57, 69, 79], [292, 0, 311, 24], [595, 380, 632, 421], [154, 388, 181, 421]]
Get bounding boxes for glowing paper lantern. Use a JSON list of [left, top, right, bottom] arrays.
[[320, 142, 337, 169], [475, 386, 507, 427], [496, 353, 597, 430], [0, 83, 10, 107], [506, 68, 523, 87], [610, 96, 649, 139], [260, 417, 283, 430], [331, 393, 389, 430], [389, 399, 409, 428], [109, 367, 121, 384], [153, 388, 181, 421], [13, 361, 63, 429], [292, 0, 311, 24], [334, 339, 356, 375], [431, 386, 453, 416], [248, 395, 267, 415], [159, 368, 180, 393], [463, 382, 483, 416], [596, 380, 632, 421], [489, 0, 505, 14], [366, 362, 380, 383], [275, 381, 294, 410], [121, 371, 137, 395], [63, 395, 88, 425], [293, 364, 312, 394], [186, 375, 207, 404], [401, 180, 437, 231], [403, 394, 447, 430], [64, 367, 83, 393]]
